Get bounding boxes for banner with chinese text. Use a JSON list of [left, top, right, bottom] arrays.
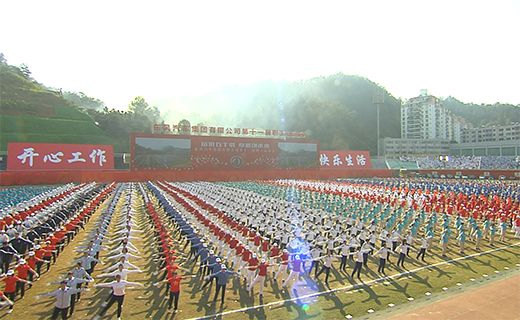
[[319, 150, 371, 169], [131, 133, 319, 171], [7, 143, 114, 171]]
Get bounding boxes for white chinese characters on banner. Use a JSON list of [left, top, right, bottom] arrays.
[[43, 152, 64, 163], [17, 148, 39, 167], [345, 154, 354, 166], [319, 150, 371, 169], [17, 148, 107, 167], [333, 154, 343, 166], [89, 149, 107, 166], [319, 153, 330, 166], [8, 143, 114, 171], [68, 152, 87, 163], [356, 154, 366, 166]]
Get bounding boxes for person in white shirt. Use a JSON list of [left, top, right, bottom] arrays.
[[103, 256, 141, 273], [96, 264, 143, 308], [37, 280, 89, 320], [390, 229, 402, 251], [373, 246, 393, 274], [107, 247, 140, 262], [308, 244, 324, 276], [315, 250, 341, 284], [349, 247, 371, 278], [395, 240, 414, 268], [416, 235, 432, 261], [97, 264, 142, 281], [335, 240, 351, 272], [93, 274, 142, 320]]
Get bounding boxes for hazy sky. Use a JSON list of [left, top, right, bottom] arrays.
[[2, 0, 519, 111]]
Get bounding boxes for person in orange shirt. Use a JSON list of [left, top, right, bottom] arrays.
[[41, 241, 58, 272], [46, 233, 66, 257], [1, 270, 31, 314], [14, 259, 38, 297], [154, 270, 196, 314], [26, 251, 49, 282]]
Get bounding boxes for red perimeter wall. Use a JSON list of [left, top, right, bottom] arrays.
[[0, 169, 394, 186]]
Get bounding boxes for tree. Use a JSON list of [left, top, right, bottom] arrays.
[[128, 96, 149, 114], [128, 96, 161, 123], [19, 63, 31, 79], [178, 119, 191, 135], [63, 91, 105, 111]]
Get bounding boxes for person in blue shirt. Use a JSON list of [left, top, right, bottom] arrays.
[[204, 265, 237, 304], [473, 226, 483, 250], [192, 245, 210, 273], [499, 220, 508, 242], [482, 218, 491, 239], [458, 230, 467, 254], [440, 229, 450, 257], [489, 224, 497, 246]]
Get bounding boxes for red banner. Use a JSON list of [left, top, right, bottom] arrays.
[[7, 143, 114, 171], [319, 150, 371, 169], [131, 134, 319, 171]]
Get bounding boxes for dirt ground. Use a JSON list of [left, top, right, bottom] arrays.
[[382, 271, 520, 320]]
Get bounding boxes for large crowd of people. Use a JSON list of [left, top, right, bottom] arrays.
[[399, 155, 520, 170], [0, 178, 518, 319]]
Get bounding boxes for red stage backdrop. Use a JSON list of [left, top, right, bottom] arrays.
[[7, 143, 114, 171], [319, 150, 372, 169], [131, 133, 319, 171]]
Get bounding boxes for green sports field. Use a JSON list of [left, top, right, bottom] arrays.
[[8, 188, 519, 320]]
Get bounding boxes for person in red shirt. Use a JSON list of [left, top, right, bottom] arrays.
[[248, 231, 257, 249], [253, 234, 263, 252], [246, 253, 260, 285], [154, 271, 196, 314], [26, 251, 49, 282], [226, 237, 239, 263], [155, 259, 190, 295], [269, 243, 281, 274], [42, 241, 57, 272], [260, 238, 270, 259], [274, 249, 289, 281], [46, 233, 66, 256], [14, 259, 38, 297], [1, 270, 30, 313], [33, 245, 50, 274], [240, 246, 252, 279], [247, 259, 276, 296], [233, 242, 245, 269]]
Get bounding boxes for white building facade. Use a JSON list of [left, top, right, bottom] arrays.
[[401, 91, 472, 142]]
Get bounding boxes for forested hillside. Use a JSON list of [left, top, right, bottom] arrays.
[[0, 56, 159, 153], [2, 52, 519, 156], [442, 96, 520, 127]]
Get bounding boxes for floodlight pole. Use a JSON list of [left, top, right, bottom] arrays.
[[373, 92, 385, 158]]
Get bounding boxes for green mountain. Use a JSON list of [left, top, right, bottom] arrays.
[[441, 96, 520, 128], [0, 64, 118, 152], [2, 53, 518, 158], [155, 74, 402, 154]]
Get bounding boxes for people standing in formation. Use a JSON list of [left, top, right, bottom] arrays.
[[0, 177, 517, 317], [0, 182, 111, 315], [154, 270, 196, 313], [37, 280, 89, 320]]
